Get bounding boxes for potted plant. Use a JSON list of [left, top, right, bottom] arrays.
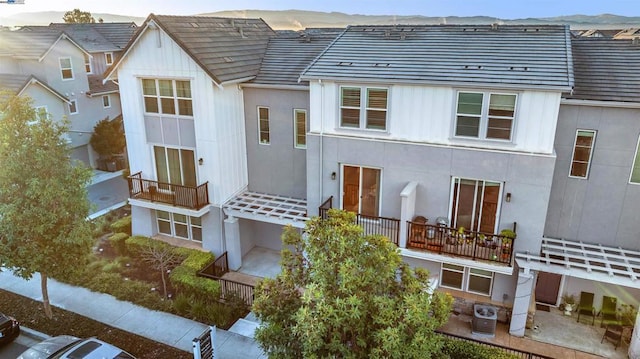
[[456, 226, 466, 244], [618, 304, 638, 326], [499, 228, 516, 259], [90, 116, 126, 172], [561, 293, 577, 316]]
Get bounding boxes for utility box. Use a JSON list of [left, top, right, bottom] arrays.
[[472, 304, 497, 337]]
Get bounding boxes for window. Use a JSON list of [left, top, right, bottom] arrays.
[[105, 52, 114, 65], [440, 263, 464, 290], [102, 95, 111, 108], [340, 86, 388, 131], [455, 91, 517, 140], [294, 109, 307, 149], [34, 106, 47, 121], [630, 135, 640, 184], [153, 146, 196, 187], [68, 99, 78, 115], [569, 130, 596, 178], [142, 79, 192, 116], [342, 165, 381, 217], [84, 54, 92, 74], [258, 106, 270, 144], [156, 210, 202, 242], [467, 268, 493, 296], [450, 177, 501, 233], [59, 57, 73, 80]]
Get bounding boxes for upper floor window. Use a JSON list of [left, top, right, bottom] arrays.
[[455, 91, 517, 141], [142, 79, 192, 116], [59, 57, 74, 80], [570, 130, 596, 179], [68, 99, 78, 115], [629, 135, 640, 184], [340, 86, 388, 131], [105, 52, 114, 66], [102, 95, 111, 108], [84, 54, 92, 74], [258, 106, 270, 145], [29, 106, 48, 125], [294, 109, 307, 149]]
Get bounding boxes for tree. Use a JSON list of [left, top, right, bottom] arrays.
[[63, 8, 96, 23], [139, 240, 183, 299], [0, 95, 94, 318], [253, 209, 453, 358], [89, 116, 126, 160]]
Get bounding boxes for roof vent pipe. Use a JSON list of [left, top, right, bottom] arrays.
[[633, 37, 640, 46], [491, 23, 499, 31]]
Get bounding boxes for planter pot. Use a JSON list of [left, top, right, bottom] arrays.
[[564, 303, 574, 316]]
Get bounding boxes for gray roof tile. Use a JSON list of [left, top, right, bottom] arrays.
[[300, 24, 574, 91], [48, 23, 138, 52], [0, 29, 65, 59]]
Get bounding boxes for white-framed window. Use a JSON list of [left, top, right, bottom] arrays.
[[569, 129, 596, 179], [35, 106, 48, 121], [84, 54, 92, 74], [156, 210, 202, 242], [294, 109, 307, 149], [142, 79, 192, 116], [153, 146, 196, 187], [440, 263, 464, 290], [102, 95, 111, 108], [467, 268, 494, 296], [68, 99, 78, 115], [59, 57, 74, 80], [629, 135, 640, 184], [455, 91, 517, 141], [340, 86, 388, 131], [105, 52, 114, 65], [258, 106, 270, 145]]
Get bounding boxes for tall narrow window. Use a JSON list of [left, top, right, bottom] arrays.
[[630, 135, 640, 184], [366, 88, 388, 130], [455, 92, 483, 137], [294, 109, 307, 149], [258, 106, 270, 144], [105, 52, 114, 65], [340, 86, 388, 130], [570, 130, 596, 179], [102, 95, 110, 108], [84, 54, 92, 74], [68, 99, 78, 115], [59, 57, 73, 80], [487, 94, 516, 140], [142, 79, 192, 116]]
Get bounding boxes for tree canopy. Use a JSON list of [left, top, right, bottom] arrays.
[[253, 209, 453, 358], [89, 116, 126, 158], [63, 8, 96, 23], [0, 95, 94, 318]]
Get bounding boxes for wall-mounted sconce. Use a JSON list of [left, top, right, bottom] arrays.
[[331, 172, 336, 180], [505, 192, 512, 202], [198, 158, 204, 165]]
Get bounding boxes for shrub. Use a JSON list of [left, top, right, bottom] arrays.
[[169, 249, 219, 300], [440, 337, 518, 359], [108, 232, 129, 256], [110, 215, 132, 235], [101, 260, 123, 274]]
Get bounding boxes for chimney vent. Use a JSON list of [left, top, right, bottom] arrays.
[[633, 37, 640, 45], [491, 23, 499, 31]]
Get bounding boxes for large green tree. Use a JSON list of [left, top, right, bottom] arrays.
[[254, 209, 453, 358], [0, 95, 94, 318], [62, 8, 96, 23]]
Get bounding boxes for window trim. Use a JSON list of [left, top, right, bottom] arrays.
[[258, 106, 270, 145], [141, 78, 193, 117], [153, 145, 197, 187], [629, 134, 640, 184], [340, 164, 383, 218], [102, 95, 111, 108], [105, 52, 114, 66], [59, 57, 74, 80], [293, 109, 307, 149], [84, 54, 92, 74], [454, 90, 518, 141], [68, 99, 78, 115], [449, 176, 503, 234], [569, 129, 597, 179], [339, 85, 389, 131], [440, 263, 465, 290], [466, 268, 494, 296], [156, 210, 202, 242]]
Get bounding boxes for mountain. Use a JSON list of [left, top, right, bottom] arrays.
[[1, 10, 638, 30]]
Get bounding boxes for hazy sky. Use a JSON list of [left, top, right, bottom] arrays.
[[1, 0, 638, 19]]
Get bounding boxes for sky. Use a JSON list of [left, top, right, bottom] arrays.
[[0, 0, 639, 19]]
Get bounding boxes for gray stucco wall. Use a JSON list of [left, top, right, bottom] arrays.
[[307, 134, 556, 255], [545, 104, 640, 250], [243, 87, 308, 199]]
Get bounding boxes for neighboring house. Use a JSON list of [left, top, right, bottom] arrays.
[[576, 29, 621, 38], [613, 27, 640, 40]]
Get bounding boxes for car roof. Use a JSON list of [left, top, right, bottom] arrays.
[[58, 338, 136, 359], [17, 335, 81, 359]]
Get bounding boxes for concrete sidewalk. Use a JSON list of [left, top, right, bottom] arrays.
[[0, 270, 266, 358]]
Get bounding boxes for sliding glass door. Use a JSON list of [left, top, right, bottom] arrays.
[[450, 177, 501, 233], [154, 146, 196, 187], [342, 165, 381, 217]]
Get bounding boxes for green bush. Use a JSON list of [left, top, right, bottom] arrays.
[[440, 337, 518, 359], [172, 294, 243, 329], [169, 249, 219, 300], [110, 215, 132, 235], [108, 232, 129, 256]]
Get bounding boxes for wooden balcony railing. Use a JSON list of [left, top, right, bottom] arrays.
[[407, 221, 516, 265], [318, 196, 400, 245], [197, 252, 255, 308], [127, 172, 209, 210]]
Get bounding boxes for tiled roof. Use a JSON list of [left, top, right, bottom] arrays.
[[0, 73, 68, 102], [48, 23, 138, 51], [87, 74, 119, 95], [613, 28, 640, 40], [0, 28, 64, 59], [300, 24, 574, 91], [140, 14, 277, 84], [566, 38, 640, 103], [251, 28, 343, 86]]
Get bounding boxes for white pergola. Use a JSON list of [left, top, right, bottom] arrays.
[[516, 237, 640, 289], [223, 191, 308, 228]]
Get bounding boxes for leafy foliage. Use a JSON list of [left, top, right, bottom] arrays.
[[0, 95, 93, 317], [89, 116, 125, 159], [253, 209, 453, 358], [438, 337, 519, 359], [110, 215, 132, 235], [63, 8, 96, 23]]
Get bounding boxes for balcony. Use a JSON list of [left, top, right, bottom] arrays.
[[127, 171, 209, 210], [406, 221, 515, 265]]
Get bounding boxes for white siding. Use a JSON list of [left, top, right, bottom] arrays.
[[309, 81, 561, 154], [116, 26, 247, 206]]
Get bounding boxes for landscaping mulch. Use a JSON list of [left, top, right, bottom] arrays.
[[0, 289, 191, 359]]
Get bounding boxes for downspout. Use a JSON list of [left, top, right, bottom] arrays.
[[318, 79, 324, 211]]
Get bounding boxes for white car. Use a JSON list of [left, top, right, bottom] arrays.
[[17, 335, 136, 359]]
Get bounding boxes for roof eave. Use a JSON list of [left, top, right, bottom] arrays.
[[18, 76, 70, 104]]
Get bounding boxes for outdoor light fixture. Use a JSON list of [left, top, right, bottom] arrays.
[[506, 193, 511, 202], [331, 172, 336, 180], [198, 158, 204, 165]]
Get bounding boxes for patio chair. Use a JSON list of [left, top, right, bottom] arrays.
[[601, 324, 623, 350], [600, 296, 619, 327], [409, 216, 427, 246], [576, 291, 595, 325]]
